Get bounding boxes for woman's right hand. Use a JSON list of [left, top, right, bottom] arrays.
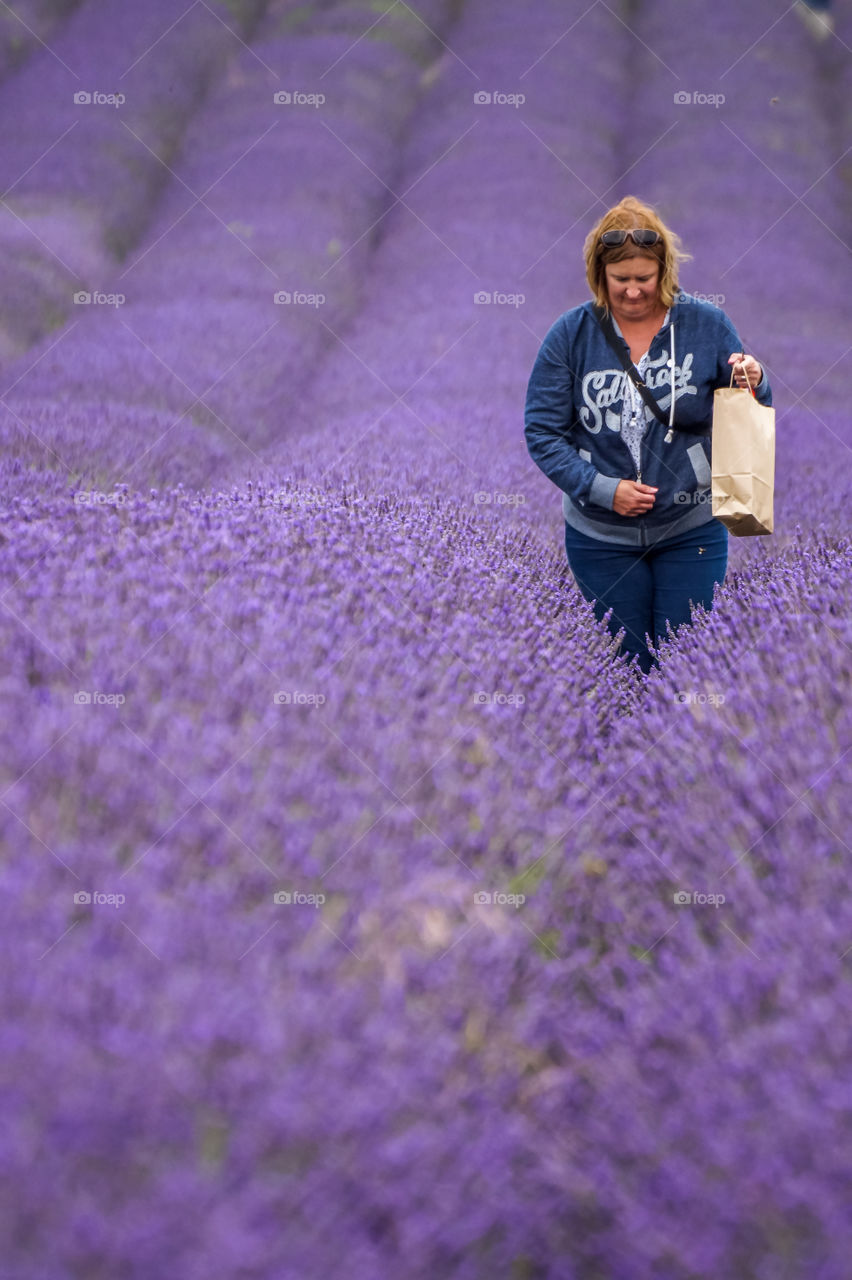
[[613, 479, 658, 516]]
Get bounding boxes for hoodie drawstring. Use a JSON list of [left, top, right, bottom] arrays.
[[664, 321, 675, 443]]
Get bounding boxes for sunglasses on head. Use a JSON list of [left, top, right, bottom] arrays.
[[599, 228, 661, 247]]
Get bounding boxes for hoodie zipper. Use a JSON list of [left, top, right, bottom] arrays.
[[625, 388, 644, 485]]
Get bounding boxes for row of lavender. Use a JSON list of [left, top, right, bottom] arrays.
[[0, 0, 459, 485], [252, 0, 634, 530], [259, 0, 852, 544], [0, 0, 79, 84], [0, 488, 642, 1279], [0, 0, 851, 1277], [507, 4, 852, 1273], [626, 0, 852, 545], [0, 0, 269, 365], [250, 26, 852, 1274], [3, 0, 849, 506], [0, 4, 650, 1278], [5, 484, 852, 1278]]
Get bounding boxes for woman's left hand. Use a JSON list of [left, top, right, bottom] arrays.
[[728, 352, 763, 389]]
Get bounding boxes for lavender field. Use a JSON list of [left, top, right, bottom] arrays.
[[1, 1, 851, 1275]]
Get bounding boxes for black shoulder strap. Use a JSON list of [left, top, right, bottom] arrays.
[[592, 304, 671, 430]]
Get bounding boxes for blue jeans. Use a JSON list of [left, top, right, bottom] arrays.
[[563, 518, 728, 674]]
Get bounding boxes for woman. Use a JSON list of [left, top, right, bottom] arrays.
[[524, 195, 771, 675]]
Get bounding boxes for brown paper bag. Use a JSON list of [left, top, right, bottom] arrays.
[[711, 369, 775, 536]]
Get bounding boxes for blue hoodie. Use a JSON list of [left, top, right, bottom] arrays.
[[524, 290, 773, 545]]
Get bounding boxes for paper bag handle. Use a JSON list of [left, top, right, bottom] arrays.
[[730, 352, 757, 398]]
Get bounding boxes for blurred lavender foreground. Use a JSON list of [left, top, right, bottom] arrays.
[[1, 0, 851, 1276]]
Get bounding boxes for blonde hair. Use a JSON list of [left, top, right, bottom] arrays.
[[583, 195, 692, 312]]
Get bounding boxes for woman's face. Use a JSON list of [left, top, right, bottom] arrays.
[[603, 254, 661, 320]]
